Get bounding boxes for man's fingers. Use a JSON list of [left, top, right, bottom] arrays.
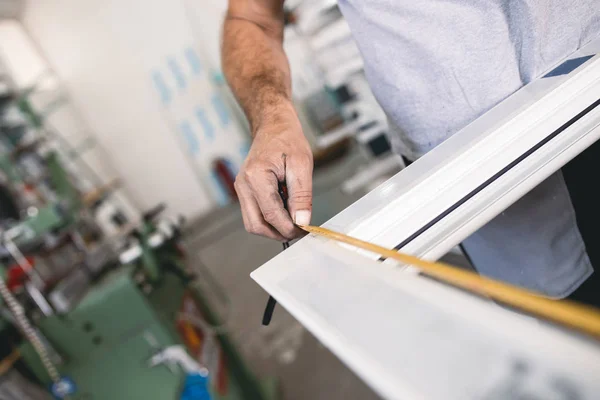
[[285, 153, 313, 227], [247, 170, 296, 239], [235, 179, 286, 241]]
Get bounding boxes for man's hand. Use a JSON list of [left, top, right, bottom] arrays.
[[235, 104, 313, 240], [223, 0, 312, 240]]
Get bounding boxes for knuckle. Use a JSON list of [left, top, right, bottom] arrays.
[[289, 190, 312, 204], [234, 176, 244, 191], [262, 209, 279, 224], [297, 152, 313, 165], [243, 158, 259, 170], [244, 221, 261, 235], [256, 227, 273, 238], [243, 161, 268, 183], [248, 225, 271, 238], [282, 229, 297, 241], [242, 165, 256, 181]]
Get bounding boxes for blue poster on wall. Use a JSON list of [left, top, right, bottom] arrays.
[[149, 45, 250, 208]]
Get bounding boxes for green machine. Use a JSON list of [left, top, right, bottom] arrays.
[[12, 207, 276, 400], [0, 85, 274, 400]]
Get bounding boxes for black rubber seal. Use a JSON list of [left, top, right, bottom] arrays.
[[382, 97, 600, 258]]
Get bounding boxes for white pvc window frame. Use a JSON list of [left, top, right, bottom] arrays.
[[251, 39, 600, 400]]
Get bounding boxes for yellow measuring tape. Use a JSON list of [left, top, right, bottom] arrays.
[[299, 225, 600, 340]]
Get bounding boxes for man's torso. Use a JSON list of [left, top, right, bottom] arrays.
[[336, 0, 600, 297], [338, 0, 600, 157]]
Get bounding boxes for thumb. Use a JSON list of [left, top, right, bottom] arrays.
[[285, 154, 313, 227]]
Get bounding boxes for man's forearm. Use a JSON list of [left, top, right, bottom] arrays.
[[222, 2, 314, 240], [222, 12, 293, 135]]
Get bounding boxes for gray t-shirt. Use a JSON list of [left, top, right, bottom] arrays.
[[337, 0, 600, 297]]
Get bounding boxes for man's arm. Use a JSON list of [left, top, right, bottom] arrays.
[[222, 0, 313, 240]]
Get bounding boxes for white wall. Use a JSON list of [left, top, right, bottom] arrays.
[[0, 20, 99, 176], [182, 0, 227, 70], [0, 20, 115, 187], [0, 19, 140, 220], [0, 19, 47, 88], [20, 0, 249, 219]]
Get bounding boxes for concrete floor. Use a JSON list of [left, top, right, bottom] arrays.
[[187, 219, 380, 400], [184, 153, 382, 400]]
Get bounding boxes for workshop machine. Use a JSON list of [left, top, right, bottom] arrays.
[[5, 204, 276, 400], [0, 85, 275, 399]]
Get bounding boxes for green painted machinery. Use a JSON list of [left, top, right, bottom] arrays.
[[17, 208, 276, 400]]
